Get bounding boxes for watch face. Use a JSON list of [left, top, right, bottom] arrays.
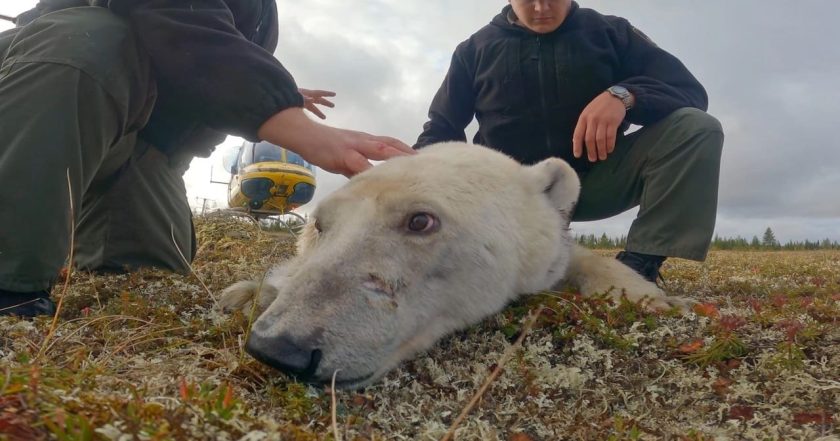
[[610, 86, 628, 96], [609, 86, 632, 110]]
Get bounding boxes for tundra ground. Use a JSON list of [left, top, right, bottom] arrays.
[[1, 216, 838, 440]]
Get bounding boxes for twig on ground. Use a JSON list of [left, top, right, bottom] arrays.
[[37, 169, 75, 361], [440, 306, 544, 441], [331, 369, 342, 441], [110, 325, 189, 355], [171, 224, 218, 308], [543, 290, 588, 315], [43, 315, 154, 356], [0, 299, 40, 314], [87, 271, 103, 310]]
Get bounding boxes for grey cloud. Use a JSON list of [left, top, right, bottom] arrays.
[[599, 0, 840, 226], [6, 0, 835, 241], [208, 1, 840, 240], [274, 20, 425, 144]]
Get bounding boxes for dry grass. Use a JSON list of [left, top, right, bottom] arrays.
[[1, 215, 838, 440]]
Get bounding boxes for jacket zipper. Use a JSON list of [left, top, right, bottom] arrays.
[[252, 0, 272, 44], [536, 37, 553, 155]]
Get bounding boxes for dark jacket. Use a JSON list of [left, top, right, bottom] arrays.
[[17, 0, 303, 156], [415, 2, 708, 172]]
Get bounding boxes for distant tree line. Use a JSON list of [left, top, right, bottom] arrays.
[[576, 227, 840, 251], [575, 233, 628, 249], [260, 215, 307, 233]]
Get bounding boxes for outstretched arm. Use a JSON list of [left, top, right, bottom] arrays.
[[257, 108, 413, 178], [111, 0, 413, 176], [110, 0, 304, 140]]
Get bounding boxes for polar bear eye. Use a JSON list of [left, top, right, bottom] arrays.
[[406, 213, 438, 233], [314, 219, 323, 233]]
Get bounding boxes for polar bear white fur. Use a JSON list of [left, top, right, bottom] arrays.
[[221, 142, 691, 389]]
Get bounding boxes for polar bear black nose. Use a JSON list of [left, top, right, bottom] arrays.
[[246, 333, 322, 380]]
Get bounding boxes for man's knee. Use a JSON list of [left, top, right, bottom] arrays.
[[629, 107, 724, 175], [666, 107, 724, 138], [641, 107, 724, 160], [6, 7, 148, 86], [4, 7, 154, 133]]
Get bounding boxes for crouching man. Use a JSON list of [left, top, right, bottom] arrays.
[[415, 0, 724, 282], [0, 0, 412, 317]]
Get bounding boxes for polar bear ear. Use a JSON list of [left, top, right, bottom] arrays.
[[526, 157, 581, 212]]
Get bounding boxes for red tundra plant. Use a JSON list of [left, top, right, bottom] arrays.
[[775, 319, 804, 343]]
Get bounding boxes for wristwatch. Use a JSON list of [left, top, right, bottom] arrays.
[[607, 85, 634, 110]]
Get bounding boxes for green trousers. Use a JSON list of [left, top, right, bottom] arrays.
[[572, 107, 725, 261], [0, 7, 195, 292]]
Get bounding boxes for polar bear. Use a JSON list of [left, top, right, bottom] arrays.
[[221, 142, 691, 389]]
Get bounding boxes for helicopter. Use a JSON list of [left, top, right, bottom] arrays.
[[217, 140, 316, 227]]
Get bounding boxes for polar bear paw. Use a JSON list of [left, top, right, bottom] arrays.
[[219, 280, 260, 313], [626, 291, 695, 313]]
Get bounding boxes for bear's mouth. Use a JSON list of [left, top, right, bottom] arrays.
[[261, 363, 377, 390], [263, 360, 376, 390], [286, 370, 375, 390]]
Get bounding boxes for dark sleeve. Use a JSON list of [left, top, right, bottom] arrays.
[[109, 0, 304, 141], [615, 19, 709, 126], [414, 44, 476, 149]]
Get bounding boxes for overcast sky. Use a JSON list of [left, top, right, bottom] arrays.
[[2, 1, 838, 243]]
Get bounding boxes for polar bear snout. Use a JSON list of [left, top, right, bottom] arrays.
[[246, 331, 323, 381], [241, 262, 409, 387]]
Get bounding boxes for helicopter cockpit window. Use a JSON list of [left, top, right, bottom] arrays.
[[253, 141, 284, 163], [222, 145, 241, 174], [240, 142, 254, 168], [285, 150, 314, 171]]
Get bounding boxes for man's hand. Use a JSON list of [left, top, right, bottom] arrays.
[[572, 91, 629, 162], [257, 107, 415, 178], [305, 127, 414, 177], [298, 88, 336, 120]]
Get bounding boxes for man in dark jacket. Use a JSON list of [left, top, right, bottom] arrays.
[[0, 0, 413, 317], [416, 0, 724, 284]]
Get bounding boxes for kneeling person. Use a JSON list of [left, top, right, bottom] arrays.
[[415, 0, 724, 282]]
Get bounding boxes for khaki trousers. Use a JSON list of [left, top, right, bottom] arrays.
[[0, 7, 195, 292], [572, 107, 725, 261]]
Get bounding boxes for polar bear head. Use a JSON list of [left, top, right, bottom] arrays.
[[244, 142, 580, 388]]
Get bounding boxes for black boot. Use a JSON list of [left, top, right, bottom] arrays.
[[616, 251, 666, 284], [0, 290, 56, 318]]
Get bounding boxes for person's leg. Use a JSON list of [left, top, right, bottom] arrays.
[[0, 7, 155, 316], [0, 27, 16, 58], [75, 140, 196, 273], [572, 108, 724, 275]]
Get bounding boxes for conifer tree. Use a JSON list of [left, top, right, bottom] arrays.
[[762, 227, 778, 248]]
